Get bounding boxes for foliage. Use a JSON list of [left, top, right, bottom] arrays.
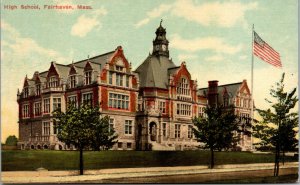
[[5, 135, 18, 146], [253, 73, 298, 176], [53, 104, 118, 174], [193, 105, 240, 168]]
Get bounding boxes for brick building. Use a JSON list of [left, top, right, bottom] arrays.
[[17, 23, 252, 151]]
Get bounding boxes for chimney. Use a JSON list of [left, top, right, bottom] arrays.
[[208, 80, 219, 107]]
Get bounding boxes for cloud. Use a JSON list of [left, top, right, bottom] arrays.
[[170, 34, 242, 54], [205, 55, 224, 62], [135, 4, 172, 28], [178, 54, 198, 62], [135, 0, 257, 28], [71, 8, 107, 37]]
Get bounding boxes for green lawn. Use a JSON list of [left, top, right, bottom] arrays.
[[2, 150, 298, 171]]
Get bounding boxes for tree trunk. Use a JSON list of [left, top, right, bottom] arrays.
[[274, 142, 280, 177], [282, 150, 285, 165], [79, 147, 84, 175], [210, 147, 214, 169]]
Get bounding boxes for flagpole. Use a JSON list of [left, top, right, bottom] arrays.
[[251, 24, 254, 151]]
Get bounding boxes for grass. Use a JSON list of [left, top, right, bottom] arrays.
[[2, 150, 298, 171], [207, 174, 299, 183]]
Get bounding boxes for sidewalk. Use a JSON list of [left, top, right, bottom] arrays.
[[2, 162, 299, 183]]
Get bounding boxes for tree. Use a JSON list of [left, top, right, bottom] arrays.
[[193, 105, 239, 169], [53, 104, 118, 175], [253, 73, 298, 176], [5, 135, 18, 146]]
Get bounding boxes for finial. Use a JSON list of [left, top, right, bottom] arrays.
[[160, 19, 163, 26]]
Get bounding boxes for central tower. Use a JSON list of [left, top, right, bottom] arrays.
[[152, 20, 169, 57]]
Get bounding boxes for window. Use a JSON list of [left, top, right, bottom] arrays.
[[82, 93, 93, 106], [23, 104, 29, 118], [116, 66, 123, 72], [36, 84, 41, 96], [85, 71, 92, 85], [177, 78, 190, 96], [125, 120, 133, 135], [49, 76, 58, 87], [109, 71, 113, 85], [70, 75, 77, 88], [68, 96, 77, 107], [43, 98, 50, 113], [109, 93, 129, 110], [177, 103, 191, 116], [53, 121, 58, 134], [43, 121, 50, 135], [34, 102, 42, 116], [162, 123, 166, 137], [109, 118, 114, 133], [159, 101, 166, 113], [175, 124, 181, 138], [116, 74, 123, 86], [118, 142, 123, 148], [198, 106, 205, 117], [24, 87, 29, 98], [188, 125, 193, 139], [53, 98, 61, 111], [127, 143, 132, 149], [126, 76, 129, 87]]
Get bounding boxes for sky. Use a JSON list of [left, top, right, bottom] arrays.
[[1, 0, 298, 142]]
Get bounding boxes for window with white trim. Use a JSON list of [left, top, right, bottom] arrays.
[[175, 124, 180, 138], [70, 75, 77, 88], [176, 103, 191, 116], [109, 71, 113, 85], [67, 96, 77, 107], [159, 101, 166, 113], [125, 120, 133, 135], [109, 118, 114, 133], [116, 73, 123, 86], [82, 93, 93, 106], [116, 66, 123, 72], [36, 84, 41, 96], [53, 98, 61, 111], [162, 123, 166, 137], [126, 76, 129, 87], [43, 98, 50, 113], [188, 125, 193, 139], [23, 104, 29, 118], [85, 71, 92, 85], [49, 76, 58, 88], [34, 102, 42, 116], [109, 93, 129, 110], [43, 121, 50, 135], [24, 87, 29, 98], [177, 77, 190, 96], [198, 106, 205, 117]]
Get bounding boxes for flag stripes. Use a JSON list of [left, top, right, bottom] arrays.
[[253, 31, 282, 67]]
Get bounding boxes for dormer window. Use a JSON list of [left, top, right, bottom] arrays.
[[24, 87, 29, 98], [49, 76, 58, 87], [116, 66, 123, 72], [70, 75, 77, 88], [36, 84, 41, 96], [85, 71, 92, 85]]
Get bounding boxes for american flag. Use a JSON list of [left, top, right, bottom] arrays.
[[253, 31, 282, 67]]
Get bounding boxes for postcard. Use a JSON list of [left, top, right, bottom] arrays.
[[1, 0, 298, 183]]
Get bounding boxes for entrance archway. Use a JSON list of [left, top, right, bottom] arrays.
[[149, 122, 157, 141]]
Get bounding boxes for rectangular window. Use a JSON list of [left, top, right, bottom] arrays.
[[43, 121, 50, 135], [82, 93, 93, 106], [116, 66, 123, 72], [36, 84, 41, 96], [188, 125, 193, 139], [85, 71, 92, 85], [70, 75, 77, 88], [162, 123, 166, 137], [175, 124, 181, 138], [23, 104, 29, 118], [53, 121, 58, 134], [53, 98, 61, 111], [125, 120, 133, 135], [109, 118, 114, 133], [126, 76, 129, 87], [34, 102, 42, 116], [127, 143, 132, 149], [118, 142, 123, 149], [67, 96, 77, 107], [176, 103, 191, 116], [109, 72, 113, 85], [49, 76, 58, 88], [24, 87, 29, 98], [159, 101, 166, 113], [109, 93, 129, 110], [43, 98, 50, 113], [116, 74, 123, 86]]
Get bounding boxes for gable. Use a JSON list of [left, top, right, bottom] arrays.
[[109, 46, 130, 69], [84, 62, 93, 71], [238, 80, 251, 95], [47, 62, 59, 78], [172, 62, 192, 86], [69, 65, 77, 75]]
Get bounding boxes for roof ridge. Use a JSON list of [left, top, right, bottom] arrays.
[[72, 50, 115, 65]]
